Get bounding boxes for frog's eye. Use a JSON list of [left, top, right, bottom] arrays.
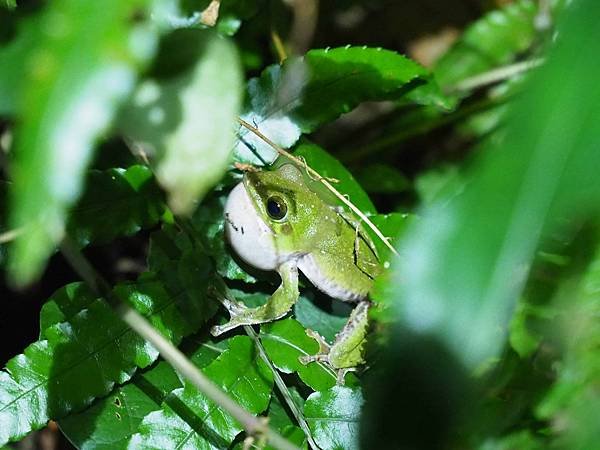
[[266, 196, 288, 220]]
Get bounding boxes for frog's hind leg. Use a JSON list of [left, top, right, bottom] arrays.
[[211, 260, 300, 336], [300, 301, 370, 384]]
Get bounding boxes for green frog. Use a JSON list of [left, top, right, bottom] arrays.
[[212, 162, 381, 382]]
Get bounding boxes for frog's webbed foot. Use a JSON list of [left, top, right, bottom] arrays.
[[299, 301, 370, 384], [210, 261, 300, 337], [299, 329, 331, 365]]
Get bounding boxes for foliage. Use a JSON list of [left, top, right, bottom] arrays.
[[0, 0, 599, 449]]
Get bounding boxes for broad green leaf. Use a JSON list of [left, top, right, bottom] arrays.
[[38, 282, 96, 334], [260, 318, 337, 392], [435, 0, 538, 87], [146, 226, 220, 328], [294, 296, 348, 343], [0, 15, 37, 114], [59, 332, 227, 449], [0, 273, 208, 445], [129, 336, 273, 449], [121, 30, 242, 215], [58, 360, 182, 449], [59, 383, 162, 450], [2, 0, 16, 10], [7, 0, 158, 285], [385, 0, 600, 369], [294, 141, 376, 215], [235, 47, 431, 164], [68, 166, 166, 247], [304, 386, 363, 450]]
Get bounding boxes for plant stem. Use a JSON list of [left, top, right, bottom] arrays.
[[342, 94, 507, 163], [244, 325, 320, 450], [0, 227, 23, 244], [446, 59, 543, 94]]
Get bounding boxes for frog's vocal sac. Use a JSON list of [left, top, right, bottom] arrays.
[[214, 162, 381, 381]]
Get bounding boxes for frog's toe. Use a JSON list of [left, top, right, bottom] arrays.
[[210, 309, 251, 336], [211, 321, 239, 336], [299, 353, 329, 365], [335, 367, 356, 385]]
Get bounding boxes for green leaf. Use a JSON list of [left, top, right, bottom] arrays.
[[479, 430, 546, 450], [355, 164, 410, 195], [58, 383, 162, 450], [2, 0, 16, 10], [129, 336, 273, 448], [294, 296, 348, 343], [59, 332, 229, 449], [68, 166, 166, 247], [304, 386, 363, 450], [236, 46, 430, 164], [0, 16, 37, 114], [294, 141, 376, 215], [146, 227, 220, 328], [368, 212, 415, 265], [0, 273, 206, 445], [7, 0, 158, 285], [385, 0, 600, 369], [38, 282, 97, 334], [535, 242, 600, 449], [435, 0, 538, 87], [58, 361, 183, 449], [263, 390, 307, 450], [260, 318, 337, 392], [121, 30, 242, 215]]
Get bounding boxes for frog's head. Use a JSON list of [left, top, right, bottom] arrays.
[[224, 163, 314, 271]]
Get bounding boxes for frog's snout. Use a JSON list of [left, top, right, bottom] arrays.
[[224, 182, 278, 271]]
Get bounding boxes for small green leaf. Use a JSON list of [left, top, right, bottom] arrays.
[[122, 30, 242, 215], [236, 46, 430, 164], [129, 336, 273, 448], [8, 0, 158, 285], [304, 386, 363, 450], [260, 318, 337, 392]]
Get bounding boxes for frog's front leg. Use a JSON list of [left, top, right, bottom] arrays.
[[300, 301, 370, 384], [211, 260, 300, 336]]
